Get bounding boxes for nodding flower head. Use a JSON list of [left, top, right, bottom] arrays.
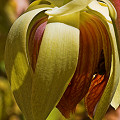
[[5, 0, 120, 120]]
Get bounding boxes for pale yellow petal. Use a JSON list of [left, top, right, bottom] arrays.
[[111, 77, 120, 109], [45, 0, 94, 16], [31, 13, 80, 120], [5, 7, 51, 120]]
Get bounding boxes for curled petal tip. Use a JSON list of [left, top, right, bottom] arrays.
[[100, 0, 117, 20], [57, 12, 111, 119]]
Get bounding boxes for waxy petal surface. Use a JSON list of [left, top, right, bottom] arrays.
[[111, 77, 120, 109], [84, 10, 112, 118], [45, 0, 94, 16], [57, 12, 105, 118], [85, 3, 120, 119], [110, 0, 120, 110], [110, 0, 120, 35], [31, 12, 80, 120], [94, 13, 120, 120], [85, 75, 108, 119], [5, 7, 53, 120]]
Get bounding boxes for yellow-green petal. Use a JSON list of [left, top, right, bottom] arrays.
[[26, 0, 53, 12], [47, 0, 72, 7], [101, 0, 117, 20], [111, 78, 120, 109], [47, 108, 62, 120], [5, 7, 51, 120], [26, 4, 52, 12], [31, 13, 80, 120], [94, 15, 120, 120], [47, 0, 65, 6], [86, 1, 120, 119], [45, 0, 93, 16], [88, 0, 111, 21]]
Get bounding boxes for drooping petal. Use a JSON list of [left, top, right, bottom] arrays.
[[101, 0, 117, 20], [46, 108, 62, 120], [85, 15, 112, 118], [4, 7, 52, 120], [45, 0, 94, 16], [57, 12, 105, 118], [111, 78, 120, 109], [94, 27, 120, 119], [109, 0, 120, 58], [89, 7, 120, 120], [31, 12, 80, 120], [85, 2, 120, 119], [110, 2, 120, 108], [47, 0, 71, 7], [26, 0, 52, 12], [85, 20, 112, 118], [85, 75, 108, 119]]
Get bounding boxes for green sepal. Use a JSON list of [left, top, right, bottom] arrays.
[[111, 78, 120, 109], [31, 12, 80, 120], [26, 0, 53, 12], [45, 0, 94, 16], [5, 7, 51, 120], [87, 2, 120, 120]]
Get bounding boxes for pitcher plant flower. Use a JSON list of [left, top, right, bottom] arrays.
[[5, 0, 120, 120]]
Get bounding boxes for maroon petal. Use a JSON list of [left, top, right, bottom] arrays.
[[57, 12, 105, 118], [28, 16, 48, 71], [85, 74, 109, 119], [85, 13, 112, 118]]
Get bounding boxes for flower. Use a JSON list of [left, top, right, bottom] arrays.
[[5, 0, 120, 120]]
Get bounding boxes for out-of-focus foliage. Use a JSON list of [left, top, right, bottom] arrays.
[[0, 0, 29, 61], [0, 77, 23, 120], [0, 0, 29, 120]]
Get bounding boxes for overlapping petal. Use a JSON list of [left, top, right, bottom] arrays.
[[4, 0, 120, 120], [110, 0, 120, 110], [5, 6, 80, 120], [83, 11, 112, 119], [45, 0, 94, 16], [31, 12, 80, 120], [93, 11, 120, 120], [5, 7, 53, 120], [83, 2, 120, 119]]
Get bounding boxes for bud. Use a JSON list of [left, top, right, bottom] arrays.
[[5, 0, 120, 120]]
